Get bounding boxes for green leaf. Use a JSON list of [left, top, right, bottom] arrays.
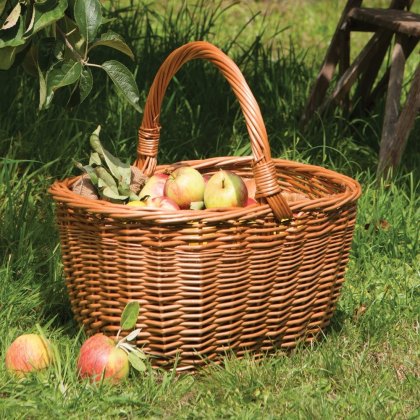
[[45, 60, 82, 107], [89, 125, 131, 185], [0, 45, 17, 70], [120, 301, 140, 330], [95, 166, 117, 189], [26, 0, 67, 38], [0, 13, 25, 48], [79, 164, 98, 185], [0, 0, 7, 16], [128, 352, 146, 372], [90, 30, 134, 60], [37, 63, 47, 110], [89, 151, 101, 166], [101, 186, 127, 201], [1, 2, 20, 30], [101, 60, 141, 113], [74, 0, 101, 43], [79, 66, 92, 104], [125, 328, 141, 342]]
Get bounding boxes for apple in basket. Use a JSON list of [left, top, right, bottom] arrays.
[[204, 170, 248, 208], [138, 173, 169, 200], [243, 178, 257, 199], [127, 196, 180, 210], [164, 167, 206, 209], [5, 334, 54, 376]]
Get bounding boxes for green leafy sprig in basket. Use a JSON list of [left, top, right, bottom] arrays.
[[72, 126, 147, 203]]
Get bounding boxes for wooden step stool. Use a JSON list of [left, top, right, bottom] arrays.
[[302, 0, 420, 178]]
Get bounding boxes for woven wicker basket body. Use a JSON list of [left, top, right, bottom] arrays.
[[50, 42, 361, 371]]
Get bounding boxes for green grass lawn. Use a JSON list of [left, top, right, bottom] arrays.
[[0, 1, 419, 418]]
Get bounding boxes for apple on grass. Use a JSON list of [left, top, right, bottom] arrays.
[[164, 166, 205, 209], [204, 170, 248, 209], [77, 334, 129, 384], [77, 301, 147, 384], [5, 334, 54, 376]]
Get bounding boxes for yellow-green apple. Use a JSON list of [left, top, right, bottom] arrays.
[[204, 170, 248, 208], [77, 334, 129, 384], [5, 334, 54, 376], [164, 167, 205, 209], [139, 173, 168, 200], [126, 200, 147, 207]]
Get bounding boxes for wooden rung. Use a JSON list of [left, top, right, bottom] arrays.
[[349, 7, 420, 37]]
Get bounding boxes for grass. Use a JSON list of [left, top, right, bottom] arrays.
[[0, 0, 419, 418]]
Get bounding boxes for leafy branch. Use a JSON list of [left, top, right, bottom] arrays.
[[0, 0, 141, 112]]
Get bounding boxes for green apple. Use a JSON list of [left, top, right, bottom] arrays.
[[204, 170, 248, 208], [164, 167, 205, 209]]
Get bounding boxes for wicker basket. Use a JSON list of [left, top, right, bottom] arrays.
[[49, 41, 361, 371]]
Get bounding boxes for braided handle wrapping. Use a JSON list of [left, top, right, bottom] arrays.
[[136, 41, 292, 220]]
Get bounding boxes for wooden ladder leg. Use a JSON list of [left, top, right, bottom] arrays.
[[301, 0, 363, 125], [377, 61, 420, 178]]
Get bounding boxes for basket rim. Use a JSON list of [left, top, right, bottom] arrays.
[[49, 156, 361, 224]]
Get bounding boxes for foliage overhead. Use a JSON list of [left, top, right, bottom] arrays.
[[0, 0, 141, 112]]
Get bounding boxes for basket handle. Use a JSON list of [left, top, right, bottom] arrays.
[[136, 41, 292, 220]]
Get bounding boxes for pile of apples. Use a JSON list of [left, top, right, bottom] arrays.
[[127, 166, 257, 210], [4, 303, 146, 384]]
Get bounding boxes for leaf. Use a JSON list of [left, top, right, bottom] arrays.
[[47, 60, 83, 89], [101, 60, 141, 113], [0, 13, 25, 48], [120, 301, 140, 330], [45, 60, 82, 107], [95, 166, 117, 188], [1, 2, 20, 30], [0, 0, 7, 16], [0, 45, 17, 70], [89, 151, 101, 166], [125, 328, 141, 342], [37, 63, 47, 110], [101, 186, 128, 201], [79, 66, 92, 103], [90, 30, 134, 60], [45, 61, 82, 108], [80, 164, 98, 185], [26, 0, 67, 38], [89, 125, 131, 185], [24, 4, 35, 34], [128, 352, 146, 372], [74, 0, 101, 43]]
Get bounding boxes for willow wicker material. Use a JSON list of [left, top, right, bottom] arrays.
[[49, 41, 361, 371]]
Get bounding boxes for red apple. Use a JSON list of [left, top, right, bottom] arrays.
[[146, 196, 180, 210], [5, 334, 54, 376], [139, 173, 168, 200], [244, 178, 257, 199], [77, 334, 129, 384], [246, 197, 258, 206], [204, 170, 248, 209], [164, 167, 205, 209]]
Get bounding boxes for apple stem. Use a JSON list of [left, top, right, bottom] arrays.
[[116, 328, 122, 341]]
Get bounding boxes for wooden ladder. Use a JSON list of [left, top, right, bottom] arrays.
[[302, 0, 420, 178]]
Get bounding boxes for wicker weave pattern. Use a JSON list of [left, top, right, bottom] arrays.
[[49, 42, 361, 371]]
